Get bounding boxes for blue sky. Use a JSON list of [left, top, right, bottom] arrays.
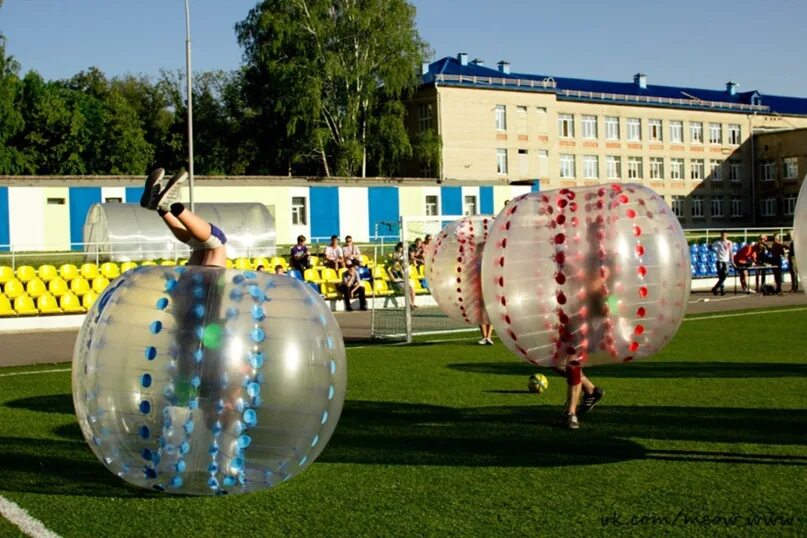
[[1, 0, 805, 96]]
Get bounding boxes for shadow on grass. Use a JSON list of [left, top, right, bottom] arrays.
[[5, 394, 74, 414], [448, 361, 807, 378], [320, 400, 807, 467]]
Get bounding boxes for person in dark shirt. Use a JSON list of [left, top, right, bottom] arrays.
[[769, 234, 787, 294], [338, 265, 367, 311], [787, 234, 798, 292], [290, 235, 312, 273]]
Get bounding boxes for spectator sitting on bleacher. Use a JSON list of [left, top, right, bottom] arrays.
[[733, 243, 756, 294], [410, 237, 426, 267], [338, 264, 367, 312], [290, 235, 312, 273], [274, 265, 285, 275], [388, 242, 417, 308], [324, 235, 346, 270], [342, 235, 362, 267]]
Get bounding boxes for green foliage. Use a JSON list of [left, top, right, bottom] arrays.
[[0, 35, 28, 173], [237, 0, 429, 176], [412, 128, 442, 177]]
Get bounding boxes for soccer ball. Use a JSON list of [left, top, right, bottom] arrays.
[[527, 373, 549, 394]]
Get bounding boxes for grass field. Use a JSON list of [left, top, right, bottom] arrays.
[[0, 306, 805, 537]]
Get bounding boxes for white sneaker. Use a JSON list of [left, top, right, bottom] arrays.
[[565, 413, 579, 430], [485, 338, 494, 345], [478, 338, 488, 345], [156, 171, 188, 212], [140, 168, 165, 209]]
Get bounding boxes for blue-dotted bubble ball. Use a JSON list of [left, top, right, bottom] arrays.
[[72, 265, 347, 495]]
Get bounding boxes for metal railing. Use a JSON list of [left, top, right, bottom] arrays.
[[558, 89, 770, 112], [435, 73, 557, 90]]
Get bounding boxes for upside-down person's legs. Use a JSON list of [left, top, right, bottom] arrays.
[[158, 209, 192, 243], [168, 202, 227, 268]]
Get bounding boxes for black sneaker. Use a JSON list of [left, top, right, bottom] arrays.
[[578, 387, 604, 415], [140, 168, 165, 208]]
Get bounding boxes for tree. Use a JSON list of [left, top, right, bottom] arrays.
[[237, 0, 429, 177], [0, 35, 28, 173]]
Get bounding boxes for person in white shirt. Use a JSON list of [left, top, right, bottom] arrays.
[[342, 235, 362, 267], [324, 235, 346, 270], [711, 231, 733, 296]]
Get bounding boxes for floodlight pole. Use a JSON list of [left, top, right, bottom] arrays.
[[184, 0, 195, 211]]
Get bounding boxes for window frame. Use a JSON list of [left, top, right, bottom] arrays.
[[558, 113, 575, 138], [559, 154, 576, 178]]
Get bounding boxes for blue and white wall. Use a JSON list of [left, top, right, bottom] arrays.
[[0, 183, 534, 251]]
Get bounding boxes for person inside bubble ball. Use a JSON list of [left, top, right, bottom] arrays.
[[140, 167, 227, 268]]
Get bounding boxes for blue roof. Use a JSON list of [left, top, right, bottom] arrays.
[[423, 56, 807, 116]]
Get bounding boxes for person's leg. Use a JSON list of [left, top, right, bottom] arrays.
[[774, 266, 782, 293], [790, 265, 799, 291], [478, 325, 487, 345], [169, 203, 213, 243], [159, 210, 192, 243], [358, 286, 367, 310]]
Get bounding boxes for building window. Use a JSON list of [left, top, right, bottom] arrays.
[[627, 118, 641, 141], [291, 196, 307, 225], [691, 159, 705, 181], [419, 103, 433, 131], [47, 198, 66, 205], [583, 155, 599, 179], [605, 116, 620, 140], [649, 157, 664, 180], [729, 161, 741, 182], [582, 115, 597, 139], [425, 195, 439, 216], [648, 119, 663, 141], [463, 195, 478, 216], [606, 156, 621, 179], [669, 120, 683, 143], [709, 123, 722, 144], [560, 154, 576, 178], [761, 160, 776, 181], [731, 197, 743, 217], [558, 114, 574, 137], [760, 197, 777, 217], [671, 196, 684, 217], [538, 149, 549, 177], [670, 158, 684, 180], [496, 148, 508, 175], [536, 106, 547, 114], [690, 122, 703, 144], [710, 160, 722, 181], [104, 197, 122, 203], [711, 197, 724, 218], [784, 157, 798, 179], [691, 196, 704, 218], [516, 106, 528, 134], [785, 196, 797, 215], [495, 105, 507, 131], [518, 149, 529, 176], [627, 157, 643, 179], [728, 124, 742, 145]]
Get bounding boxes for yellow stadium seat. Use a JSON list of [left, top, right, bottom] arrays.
[[48, 278, 69, 297], [13, 295, 38, 316], [120, 261, 138, 272], [82, 290, 98, 310], [70, 277, 91, 296], [234, 257, 251, 270], [418, 265, 426, 278], [3, 279, 25, 299], [59, 264, 79, 281], [360, 254, 371, 267], [372, 266, 391, 281], [160, 260, 177, 266], [372, 280, 393, 296], [269, 257, 287, 270], [37, 264, 59, 282], [80, 263, 100, 280], [178, 259, 188, 266], [304, 268, 322, 283], [140, 260, 157, 266], [26, 278, 48, 298], [0, 266, 14, 285], [322, 282, 339, 299], [310, 255, 320, 267], [253, 257, 271, 270], [92, 276, 110, 293], [60, 293, 85, 314], [362, 280, 373, 296], [16, 265, 37, 283], [411, 278, 429, 295], [321, 268, 341, 284], [100, 262, 120, 279], [0, 294, 16, 316], [37, 294, 62, 315]]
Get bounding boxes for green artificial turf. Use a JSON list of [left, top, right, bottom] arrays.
[[0, 307, 805, 537]]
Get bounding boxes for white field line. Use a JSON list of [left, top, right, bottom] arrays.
[[0, 496, 60, 538], [683, 306, 807, 322], [0, 368, 70, 378]]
